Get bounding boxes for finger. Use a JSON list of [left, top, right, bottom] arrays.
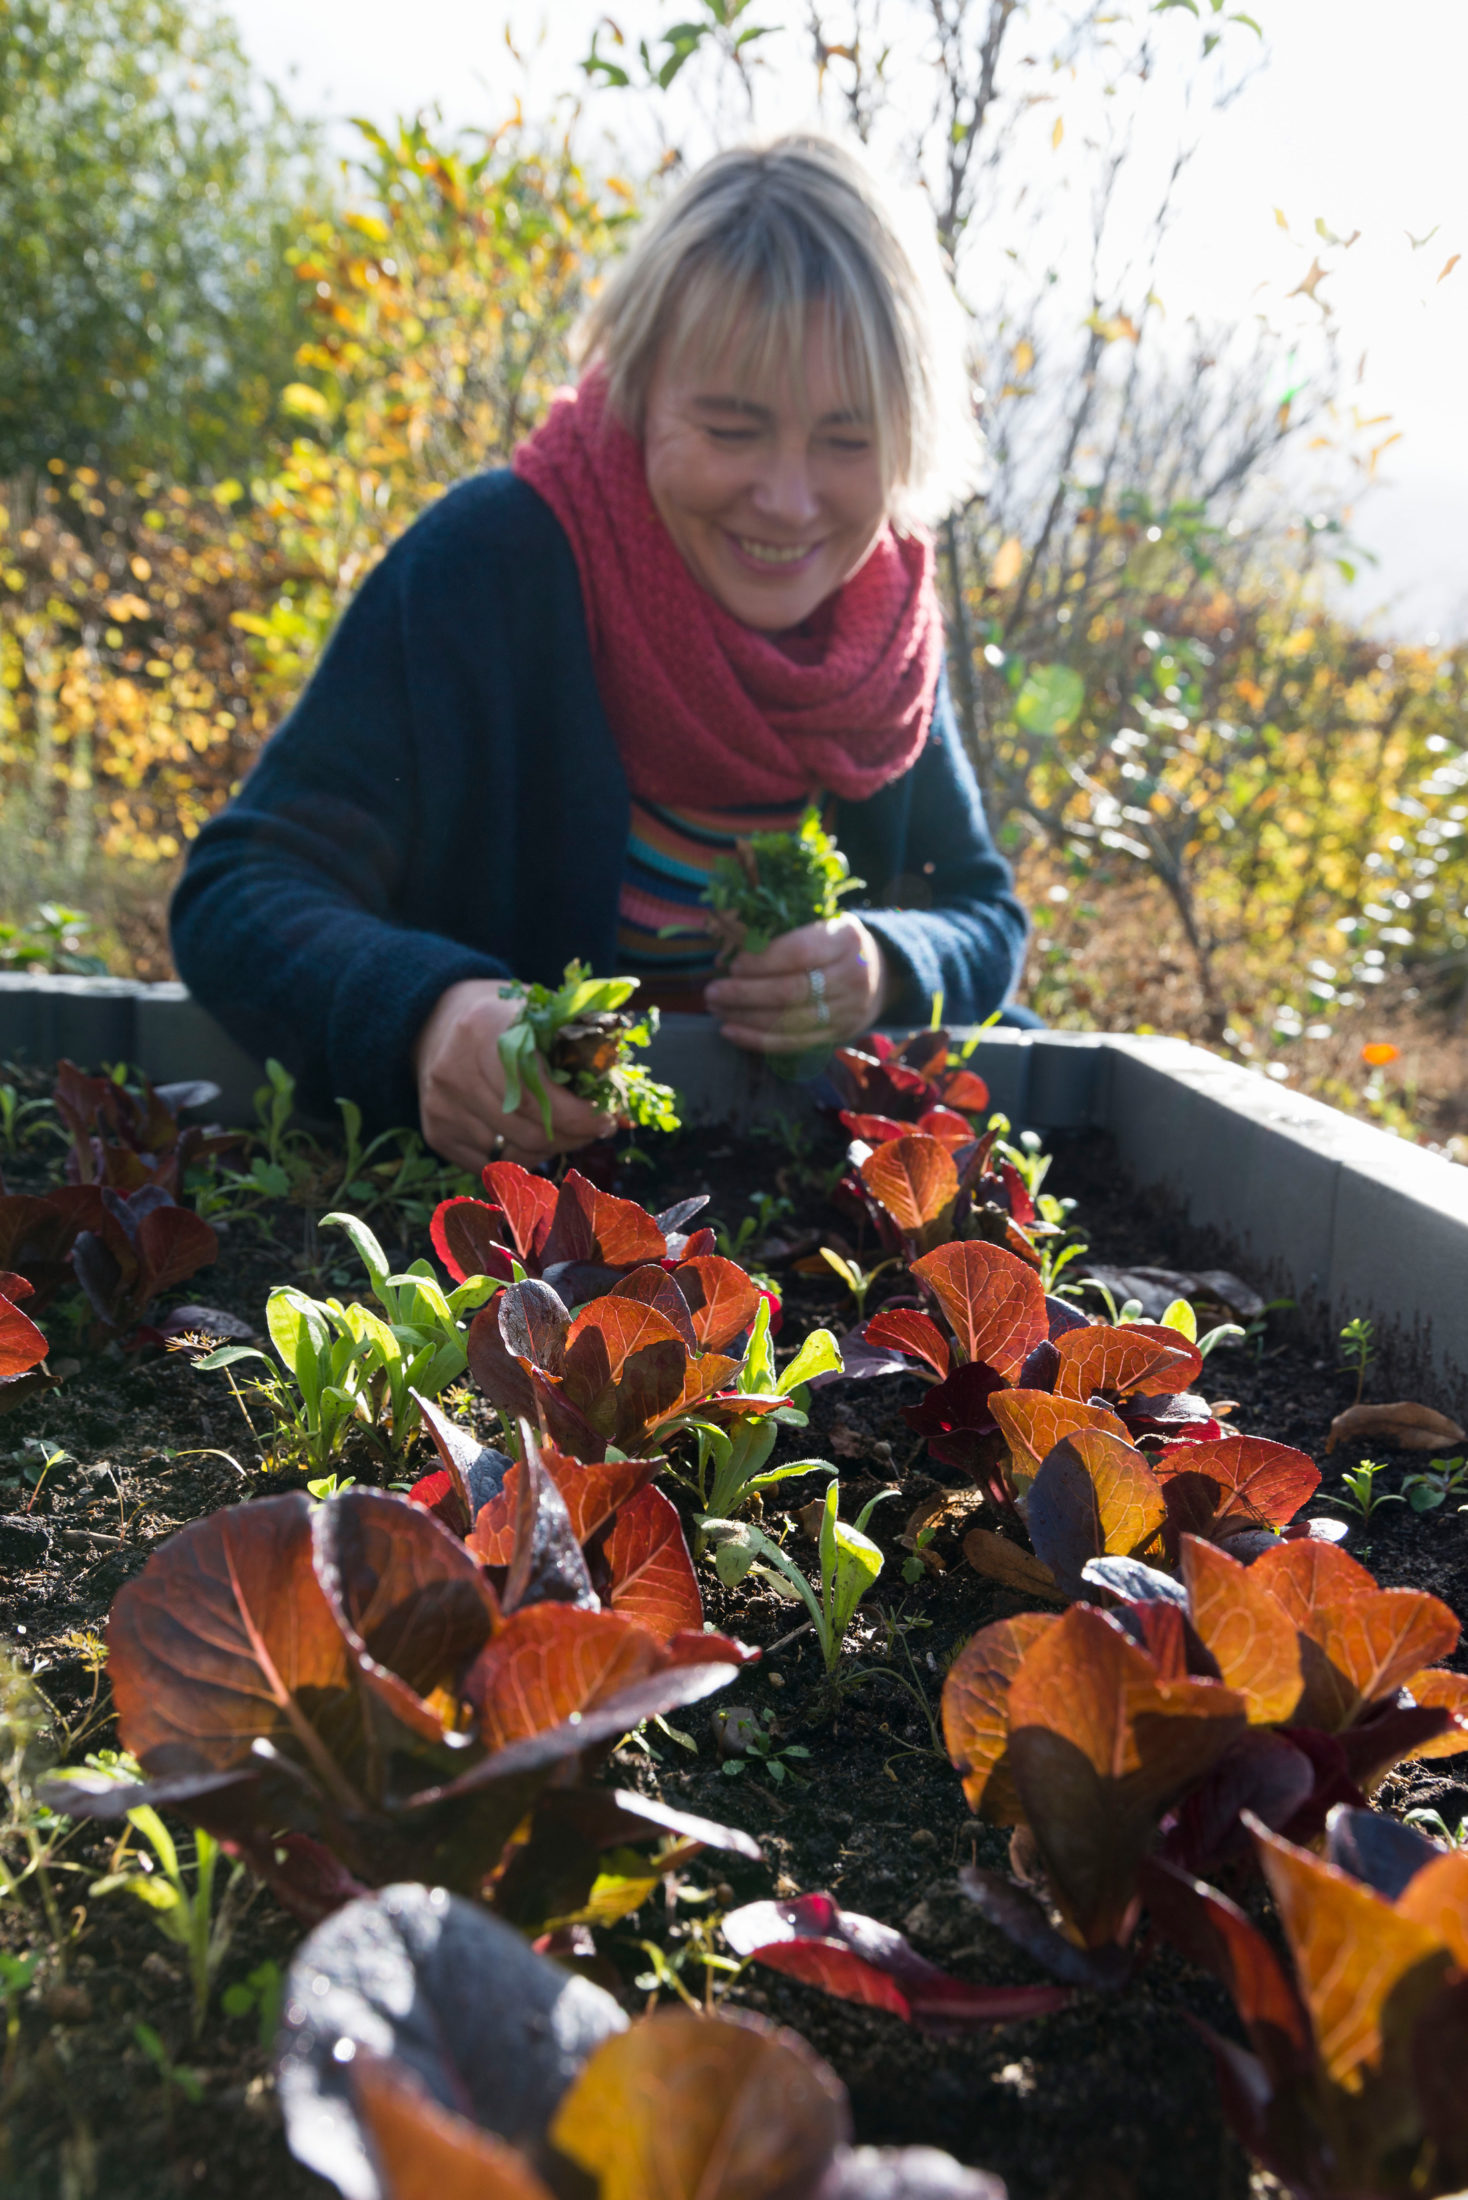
[[547, 1082, 617, 1137], [726, 918, 847, 979], [705, 969, 824, 1013]]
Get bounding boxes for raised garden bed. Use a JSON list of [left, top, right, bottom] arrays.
[[2, 1024, 1467, 2200]]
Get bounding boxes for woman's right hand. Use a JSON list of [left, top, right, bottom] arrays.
[[414, 979, 614, 1173]]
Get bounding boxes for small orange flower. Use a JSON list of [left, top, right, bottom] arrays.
[[1361, 1042, 1400, 1068]]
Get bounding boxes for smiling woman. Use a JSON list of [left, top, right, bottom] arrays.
[[169, 135, 1029, 1171]]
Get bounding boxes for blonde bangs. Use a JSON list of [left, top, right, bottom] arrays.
[[577, 136, 982, 531]]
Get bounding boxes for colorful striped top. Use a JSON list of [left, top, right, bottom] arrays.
[[617, 795, 812, 1007]]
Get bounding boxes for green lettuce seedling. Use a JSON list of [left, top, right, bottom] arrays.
[[703, 807, 862, 959], [497, 961, 680, 1135], [703, 1478, 898, 1675]]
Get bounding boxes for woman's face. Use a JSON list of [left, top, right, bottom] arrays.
[[642, 314, 890, 632]]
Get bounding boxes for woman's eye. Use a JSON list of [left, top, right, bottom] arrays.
[[707, 426, 758, 444], [827, 436, 873, 454]]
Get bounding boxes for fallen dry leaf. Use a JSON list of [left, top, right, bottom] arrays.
[[963, 1528, 1066, 1604], [1326, 1401, 1467, 1455], [828, 1424, 868, 1459]]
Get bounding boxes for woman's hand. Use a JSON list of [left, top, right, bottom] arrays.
[[414, 979, 613, 1172], [705, 914, 894, 1053]]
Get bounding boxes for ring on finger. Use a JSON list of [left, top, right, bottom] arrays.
[[808, 967, 831, 1025]]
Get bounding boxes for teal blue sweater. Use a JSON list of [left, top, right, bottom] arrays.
[[170, 471, 1028, 1131]]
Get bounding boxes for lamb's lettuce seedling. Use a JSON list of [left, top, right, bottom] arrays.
[[496, 961, 680, 1136], [703, 1480, 899, 1675], [702, 807, 862, 958]]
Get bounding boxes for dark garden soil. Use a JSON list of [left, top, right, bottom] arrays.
[[3, 1105, 1466, 2200]]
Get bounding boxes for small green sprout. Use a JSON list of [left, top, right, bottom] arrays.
[[89, 1795, 246, 2036], [221, 1959, 284, 2050], [1339, 1315, 1375, 1405], [1321, 1458, 1403, 1525], [1401, 1457, 1468, 1513], [702, 1481, 899, 1675], [819, 1246, 900, 1320]]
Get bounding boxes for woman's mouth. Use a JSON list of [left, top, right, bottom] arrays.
[[725, 532, 822, 573]]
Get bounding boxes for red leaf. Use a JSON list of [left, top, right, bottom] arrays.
[[1054, 1323, 1202, 1402], [1154, 1437, 1320, 1533], [601, 1486, 703, 1641], [465, 1451, 660, 1561], [839, 1111, 910, 1146], [915, 1107, 976, 1151], [430, 1198, 514, 1284], [0, 1288, 47, 1379], [911, 1240, 1047, 1379], [610, 1264, 698, 1349], [721, 1891, 1070, 2032], [858, 1135, 959, 1234], [480, 1161, 558, 1264], [561, 1296, 690, 1447], [937, 1066, 990, 1113], [989, 1391, 1132, 1484], [544, 1172, 666, 1271], [673, 1256, 762, 1351], [465, 1607, 742, 1751], [865, 1307, 951, 1380], [135, 1203, 218, 1295], [108, 1493, 353, 1781], [312, 1490, 498, 1736]]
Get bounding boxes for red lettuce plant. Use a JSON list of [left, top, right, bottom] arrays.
[[840, 1130, 1044, 1269], [0, 1270, 50, 1414], [277, 1885, 1008, 2200], [432, 1158, 715, 1303], [53, 1058, 236, 1195], [1143, 1813, 1468, 2199], [409, 1396, 703, 1641], [70, 1182, 219, 1337], [833, 1236, 1224, 1505], [46, 1483, 755, 1927], [943, 1538, 1468, 1960], [0, 1178, 104, 1311], [829, 1027, 991, 1137], [467, 1266, 782, 1464]]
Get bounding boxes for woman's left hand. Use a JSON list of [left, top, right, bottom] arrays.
[[705, 914, 894, 1053]]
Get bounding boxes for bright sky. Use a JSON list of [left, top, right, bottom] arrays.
[[230, 0, 1468, 641]]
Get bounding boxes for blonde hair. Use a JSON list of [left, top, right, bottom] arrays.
[[577, 135, 984, 532]]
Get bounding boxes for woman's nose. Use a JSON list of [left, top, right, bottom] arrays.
[[749, 445, 821, 530]]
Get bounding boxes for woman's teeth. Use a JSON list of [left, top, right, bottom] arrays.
[[735, 537, 812, 565]]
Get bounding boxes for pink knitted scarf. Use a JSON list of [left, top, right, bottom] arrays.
[[511, 369, 943, 807]]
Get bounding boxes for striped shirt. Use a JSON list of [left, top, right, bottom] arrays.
[[617, 795, 811, 1006]]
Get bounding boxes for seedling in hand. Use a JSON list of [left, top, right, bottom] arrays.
[[703, 808, 861, 959], [496, 961, 680, 1136]]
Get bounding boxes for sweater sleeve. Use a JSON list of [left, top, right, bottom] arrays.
[[856, 676, 1029, 1027], [169, 538, 506, 1131]]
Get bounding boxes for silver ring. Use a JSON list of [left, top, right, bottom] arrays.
[[808, 968, 827, 1001]]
